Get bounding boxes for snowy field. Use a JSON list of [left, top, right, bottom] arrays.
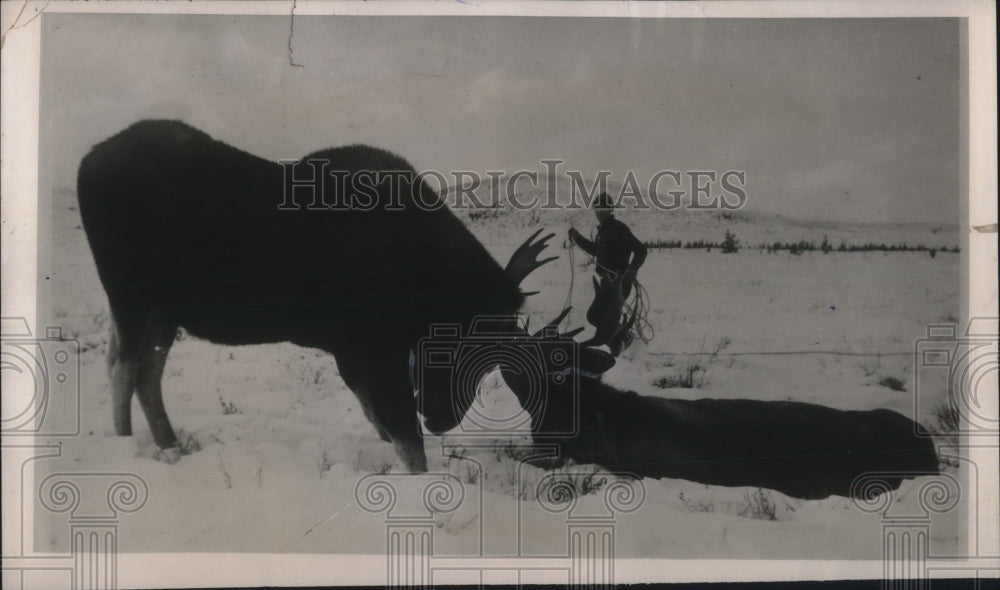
[[37, 185, 963, 559]]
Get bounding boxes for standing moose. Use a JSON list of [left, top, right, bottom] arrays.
[[77, 120, 556, 471]]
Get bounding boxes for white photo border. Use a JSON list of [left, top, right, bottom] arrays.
[[1, 1, 996, 587]]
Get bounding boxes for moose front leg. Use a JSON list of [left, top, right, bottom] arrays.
[[337, 352, 428, 473], [135, 344, 181, 461], [367, 387, 428, 473]]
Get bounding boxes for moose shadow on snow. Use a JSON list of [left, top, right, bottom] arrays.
[[77, 120, 938, 501]]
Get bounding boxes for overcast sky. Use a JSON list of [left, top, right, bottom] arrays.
[[42, 14, 960, 223]]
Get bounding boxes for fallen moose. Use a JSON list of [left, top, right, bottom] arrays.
[[500, 313, 939, 500]]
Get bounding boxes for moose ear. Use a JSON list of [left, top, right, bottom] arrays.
[[579, 346, 616, 377]]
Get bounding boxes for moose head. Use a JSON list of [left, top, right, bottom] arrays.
[[493, 307, 617, 461], [413, 229, 564, 435]]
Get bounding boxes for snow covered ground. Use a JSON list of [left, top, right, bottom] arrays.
[[36, 185, 963, 560]]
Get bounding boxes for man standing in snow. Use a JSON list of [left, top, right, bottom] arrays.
[[568, 192, 648, 355]]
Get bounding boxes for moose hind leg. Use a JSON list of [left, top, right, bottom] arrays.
[[107, 320, 137, 436], [134, 322, 181, 456]]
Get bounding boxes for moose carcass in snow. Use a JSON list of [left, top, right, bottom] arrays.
[[499, 313, 939, 500]]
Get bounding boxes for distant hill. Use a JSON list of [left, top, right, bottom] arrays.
[[442, 173, 961, 251]]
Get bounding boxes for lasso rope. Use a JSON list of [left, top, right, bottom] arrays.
[[560, 237, 575, 328], [596, 262, 654, 346], [623, 276, 655, 345]]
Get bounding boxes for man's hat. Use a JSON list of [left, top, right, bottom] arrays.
[[594, 192, 615, 210]]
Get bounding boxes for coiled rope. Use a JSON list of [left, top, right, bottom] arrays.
[[624, 276, 655, 345], [595, 262, 654, 346]]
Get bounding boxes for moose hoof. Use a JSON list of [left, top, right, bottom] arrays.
[[525, 455, 567, 470], [154, 446, 183, 464]]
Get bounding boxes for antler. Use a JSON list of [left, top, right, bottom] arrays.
[[505, 228, 558, 289], [529, 305, 616, 378], [531, 306, 586, 340]]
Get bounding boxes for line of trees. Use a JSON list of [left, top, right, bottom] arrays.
[[645, 232, 960, 255], [645, 229, 741, 253]]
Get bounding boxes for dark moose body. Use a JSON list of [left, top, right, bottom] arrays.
[[77, 119, 526, 471]]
